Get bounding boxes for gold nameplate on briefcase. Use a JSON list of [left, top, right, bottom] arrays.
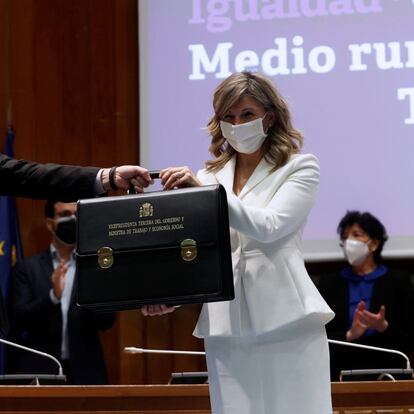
[[97, 247, 114, 269], [181, 239, 197, 262]]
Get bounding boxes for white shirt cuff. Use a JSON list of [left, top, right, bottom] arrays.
[[94, 169, 105, 194]]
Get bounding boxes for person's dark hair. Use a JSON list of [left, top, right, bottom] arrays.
[[337, 211, 388, 263], [44, 199, 58, 218]]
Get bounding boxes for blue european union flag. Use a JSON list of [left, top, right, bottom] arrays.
[[0, 127, 23, 373]]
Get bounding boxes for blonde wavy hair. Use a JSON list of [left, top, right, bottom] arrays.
[[205, 72, 303, 172]]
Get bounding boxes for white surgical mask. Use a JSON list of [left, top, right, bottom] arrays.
[[220, 115, 268, 154], [342, 239, 371, 266]]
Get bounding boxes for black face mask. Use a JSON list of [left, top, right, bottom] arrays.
[[55, 215, 77, 245]]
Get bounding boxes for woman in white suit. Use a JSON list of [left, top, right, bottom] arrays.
[[143, 72, 334, 414]]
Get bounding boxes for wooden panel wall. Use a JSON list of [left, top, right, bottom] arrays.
[[2, 0, 414, 389], [0, 0, 206, 384]]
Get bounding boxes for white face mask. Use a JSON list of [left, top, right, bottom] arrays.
[[220, 115, 267, 154], [342, 239, 371, 266]]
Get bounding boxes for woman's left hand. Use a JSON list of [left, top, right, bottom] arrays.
[[360, 305, 389, 333], [141, 304, 176, 316], [160, 166, 202, 190]]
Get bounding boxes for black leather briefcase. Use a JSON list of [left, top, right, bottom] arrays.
[[75, 185, 234, 311]]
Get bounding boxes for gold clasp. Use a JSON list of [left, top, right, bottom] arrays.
[[97, 247, 113, 269], [181, 239, 197, 262]]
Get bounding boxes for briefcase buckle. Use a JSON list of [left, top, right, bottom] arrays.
[[181, 239, 197, 262], [97, 247, 114, 269]]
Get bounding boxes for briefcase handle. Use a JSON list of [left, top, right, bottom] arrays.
[[128, 170, 160, 194], [149, 170, 161, 180]]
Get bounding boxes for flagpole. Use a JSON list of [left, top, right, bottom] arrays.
[[5, 0, 12, 131], [7, 105, 12, 132]]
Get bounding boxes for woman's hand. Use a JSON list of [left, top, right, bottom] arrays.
[[360, 304, 388, 333], [141, 304, 176, 316], [346, 301, 368, 341], [160, 166, 202, 190], [346, 301, 388, 341]]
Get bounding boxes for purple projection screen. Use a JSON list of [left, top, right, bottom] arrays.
[[139, 0, 414, 261]]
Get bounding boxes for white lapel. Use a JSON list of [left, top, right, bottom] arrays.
[[238, 156, 273, 199], [213, 156, 236, 196]]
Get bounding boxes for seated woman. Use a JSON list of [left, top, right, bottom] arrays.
[[318, 211, 414, 380]]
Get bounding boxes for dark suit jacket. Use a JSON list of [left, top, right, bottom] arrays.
[[0, 153, 101, 341], [0, 153, 99, 200], [317, 268, 414, 380], [0, 290, 8, 338], [9, 250, 115, 384]]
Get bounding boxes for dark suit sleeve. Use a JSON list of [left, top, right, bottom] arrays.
[[0, 153, 100, 200], [0, 290, 9, 338], [319, 270, 414, 351], [81, 309, 115, 331], [71, 278, 115, 331], [372, 271, 414, 352], [10, 259, 60, 330]]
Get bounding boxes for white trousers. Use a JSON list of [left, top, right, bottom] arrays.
[[204, 319, 332, 414]]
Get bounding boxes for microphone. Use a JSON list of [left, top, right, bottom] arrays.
[[149, 170, 161, 180], [0, 337, 66, 381], [124, 347, 205, 356], [328, 339, 412, 370], [124, 347, 207, 385], [125, 341, 412, 369], [126, 342, 412, 381]]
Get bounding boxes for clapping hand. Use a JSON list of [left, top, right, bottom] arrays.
[[51, 259, 68, 300], [346, 301, 388, 341]]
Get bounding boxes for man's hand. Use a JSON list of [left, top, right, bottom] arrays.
[[51, 259, 68, 300], [101, 166, 152, 193]]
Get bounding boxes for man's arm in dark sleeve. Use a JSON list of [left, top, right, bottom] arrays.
[[0, 153, 99, 201]]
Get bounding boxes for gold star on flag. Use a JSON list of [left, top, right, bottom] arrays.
[[0, 240, 5, 256]]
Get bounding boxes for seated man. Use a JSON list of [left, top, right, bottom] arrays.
[[317, 211, 414, 380], [8, 200, 115, 384]]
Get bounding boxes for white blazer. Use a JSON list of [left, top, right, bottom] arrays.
[[194, 153, 334, 338]]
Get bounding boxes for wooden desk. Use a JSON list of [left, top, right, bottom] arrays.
[[1, 382, 414, 413], [0, 385, 210, 414], [332, 381, 414, 413]]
